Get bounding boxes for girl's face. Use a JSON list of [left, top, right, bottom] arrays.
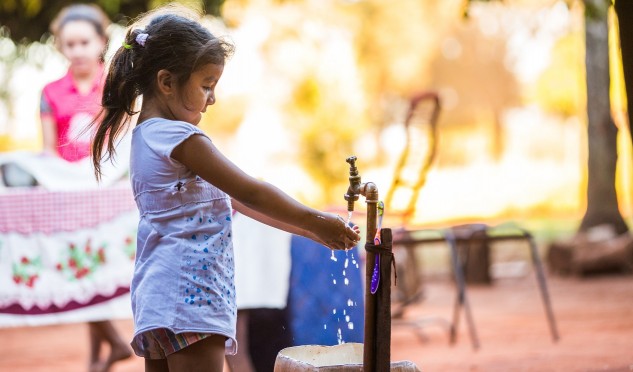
[[170, 63, 224, 125], [58, 20, 106, 75]]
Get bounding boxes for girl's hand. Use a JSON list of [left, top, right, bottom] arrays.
[[311, 213, 361, 251]]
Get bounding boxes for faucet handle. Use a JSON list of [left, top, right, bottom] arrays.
[[346, 156, 359, 177], [346, 156, 357, 167]]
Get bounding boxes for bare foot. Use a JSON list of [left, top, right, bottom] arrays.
[[100, 344, 132, 372]]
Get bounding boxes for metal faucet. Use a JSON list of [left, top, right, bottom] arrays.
[[344, 156, 378, 213], [344, 156, 361, 212]]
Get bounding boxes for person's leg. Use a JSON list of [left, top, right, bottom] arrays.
[[225, 310, 255, 372], [167, 334, 225, 372], [88, 322, 103, 371], [145, 358, 169, 372], [89, 320, 132, 372], [248, 308, 293, 372]]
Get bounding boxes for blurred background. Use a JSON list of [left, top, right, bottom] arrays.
[[0, 0, 631, 230], [0, 0, 632, 371]]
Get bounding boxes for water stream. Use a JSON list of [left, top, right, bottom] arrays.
[[327, 210, 359, 344]]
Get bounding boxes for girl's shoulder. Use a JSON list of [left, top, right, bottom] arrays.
[[135, 117, 200, 129], [134, 118, 205, 136], [133, 118, 209, 157]]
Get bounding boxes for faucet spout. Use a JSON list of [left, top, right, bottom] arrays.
[[344, 156, 361, 212]]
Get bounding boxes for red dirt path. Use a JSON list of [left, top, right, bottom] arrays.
[[1, 275, 632, 371]]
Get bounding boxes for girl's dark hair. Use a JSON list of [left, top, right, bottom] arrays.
[[51, 4, 110, 41], [91, 8, 234, 180]]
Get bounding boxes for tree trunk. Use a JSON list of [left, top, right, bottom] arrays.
[[614, 0, 633, 143], [579, 0, 628, 235]]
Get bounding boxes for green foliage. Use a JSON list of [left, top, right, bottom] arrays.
[[0, 0, 226, 42], [289, 75, 361, 204], [530, 34, 585, 117], [584, 0, 611, 20]]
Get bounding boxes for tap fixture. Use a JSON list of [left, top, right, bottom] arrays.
[[342, 156, 388, 372], [344, 156, 361, 212]]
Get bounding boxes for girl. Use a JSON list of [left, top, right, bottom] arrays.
[[91, 7, 361, 372], [42, 4, 108, 162], [43, 5, 132, 372]]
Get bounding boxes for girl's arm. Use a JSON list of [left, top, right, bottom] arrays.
[[231, 198, 360, 248], [40, 116, 59, 157], [231, 198, 313, 237], [40, 94, 59, 157], [171, 134, 360, 250]]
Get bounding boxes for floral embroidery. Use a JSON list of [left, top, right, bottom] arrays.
[[12, 255, 42, 288], [123, 235, 137, 260], [55, 239, 107, 280]]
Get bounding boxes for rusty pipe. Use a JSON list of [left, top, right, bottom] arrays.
[[360, 181, 379, 372], [343, 156, 384, 371]]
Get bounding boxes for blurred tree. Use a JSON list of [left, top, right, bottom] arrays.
[[348, 2, 462, 115], [344, 0, 463, 170], [578, 0, 627, 234], [428, 13, 521, 164], [0, 0, 225, 42], [468, 0, 629, 234], [614, 0, 632, 143]]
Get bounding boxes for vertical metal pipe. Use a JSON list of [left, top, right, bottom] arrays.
[[362, 183, 378, 372], [375, 228, 393, 370]]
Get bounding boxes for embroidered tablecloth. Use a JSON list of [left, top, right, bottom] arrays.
[[0, 184, 138, 326]]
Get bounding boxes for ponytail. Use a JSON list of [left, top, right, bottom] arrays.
[[91, 29, 143, 180]]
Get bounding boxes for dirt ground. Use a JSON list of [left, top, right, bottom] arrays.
[[1, 274, 631, 372]]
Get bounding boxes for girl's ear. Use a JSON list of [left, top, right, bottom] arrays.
[[156, 69, 174, 96]]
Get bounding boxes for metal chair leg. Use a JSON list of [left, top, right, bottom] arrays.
[[444, 230, 480, 350], [519, 228, 560, 342]]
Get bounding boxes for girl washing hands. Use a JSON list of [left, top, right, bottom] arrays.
[[91, 6, 361, 372]]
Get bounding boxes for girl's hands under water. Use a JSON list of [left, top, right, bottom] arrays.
[[311, 213, 361, 251]]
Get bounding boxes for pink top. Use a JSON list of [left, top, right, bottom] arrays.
[[40, 66, 105, 162]]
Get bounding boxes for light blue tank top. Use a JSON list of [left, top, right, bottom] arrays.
[[129, 118, 236, 354]]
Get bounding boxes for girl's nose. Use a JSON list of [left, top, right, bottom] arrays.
[[207, 93, 215, 105]]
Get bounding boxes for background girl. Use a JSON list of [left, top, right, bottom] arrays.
[[42, 5, 132, 372], [42, 4, 107, 162]]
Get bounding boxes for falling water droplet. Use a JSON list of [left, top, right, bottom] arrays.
[[324, 324, 327, 330], [348, 322, 354, 330], [333, 309, 337, 314], [330, 251, 337, 261], [344, 278, 349, 285], [333, 279, 337, 284], [344, 258, 349, 268], [347, 299, 354, 307], [345, 315, 350, 322]]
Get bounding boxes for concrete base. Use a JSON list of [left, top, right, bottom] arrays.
[[274, 343, 421, 372]]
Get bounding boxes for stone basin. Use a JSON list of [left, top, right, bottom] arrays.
[[274, 343, 421, 372]]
